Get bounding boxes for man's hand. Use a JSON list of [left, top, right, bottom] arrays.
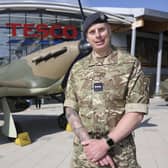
[[82, 138, 109, 161], [96, 155, 115, 168], [82, 139, 115, 168]]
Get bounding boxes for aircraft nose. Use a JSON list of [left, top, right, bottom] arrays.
[[79, 39, 92, 57]]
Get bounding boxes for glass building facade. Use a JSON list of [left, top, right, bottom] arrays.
[[0, 9, 82, 65]]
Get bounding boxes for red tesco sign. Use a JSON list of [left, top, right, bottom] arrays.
[[6, 23, 78, 39]]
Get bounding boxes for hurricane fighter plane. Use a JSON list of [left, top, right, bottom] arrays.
[[0, 39, 91, 139]]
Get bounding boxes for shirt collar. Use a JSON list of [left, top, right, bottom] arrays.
[[88, 48, 118, 67]]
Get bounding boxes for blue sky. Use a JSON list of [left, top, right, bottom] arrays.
[[48, 0, 168, 12], [82, 0, 168, 12]]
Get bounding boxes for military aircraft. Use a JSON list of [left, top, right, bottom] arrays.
[[0, 39, 91, 139]]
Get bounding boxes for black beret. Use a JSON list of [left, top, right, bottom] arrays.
[[83, 12, 108, 36]]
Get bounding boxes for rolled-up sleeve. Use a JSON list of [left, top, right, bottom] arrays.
[[64, 69, 79, 111], [125, 59, 149, 114]]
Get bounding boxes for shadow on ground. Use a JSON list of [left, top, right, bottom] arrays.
[[137, 117, 158, 128], [0, 113, 66, 144]]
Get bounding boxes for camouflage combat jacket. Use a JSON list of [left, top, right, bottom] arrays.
[[64, 48, 149, 134], [64, 48, 149, 167]]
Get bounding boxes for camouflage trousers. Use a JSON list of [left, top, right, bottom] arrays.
[[70, 134, 141, 168]]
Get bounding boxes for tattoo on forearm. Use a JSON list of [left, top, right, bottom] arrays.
[[73, 126, 90, 142], [65, 107, 90, 142], [66, 109, 78, 120]]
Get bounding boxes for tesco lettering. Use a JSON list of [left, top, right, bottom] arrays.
[[6, 23, 78, 39]]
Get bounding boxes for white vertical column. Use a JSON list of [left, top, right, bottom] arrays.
[[155, 32, 163, 95], [130, 26, 136, 56]]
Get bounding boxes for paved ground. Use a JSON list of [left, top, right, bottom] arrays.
[[0, 97, 168, 168], [135, 97, 168, 168]]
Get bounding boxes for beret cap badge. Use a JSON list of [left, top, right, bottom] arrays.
[[100, 13, 105, 20]]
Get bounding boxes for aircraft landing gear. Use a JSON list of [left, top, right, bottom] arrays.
[[57, 112, 67, 130], [8, 121, 23, 142]]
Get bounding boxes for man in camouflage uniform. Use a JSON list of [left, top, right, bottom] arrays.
[[64, 12, 149, 168]]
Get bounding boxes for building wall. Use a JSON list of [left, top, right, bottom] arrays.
[[111, 32, 128, 50], [0, 10, 81, 65], [111, 31, 168, 96]]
